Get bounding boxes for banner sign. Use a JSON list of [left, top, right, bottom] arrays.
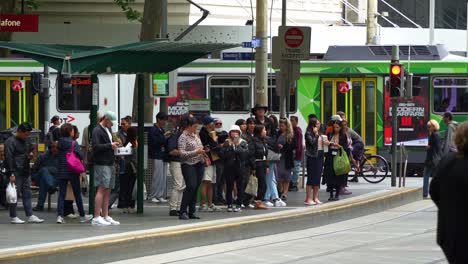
[[0, 14, 39, 32]]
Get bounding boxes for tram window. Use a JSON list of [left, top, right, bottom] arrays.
[[267, 78, 297, 112], [433, 77, 468, 113], [0, 81, 6, 131], [365, 81, 375, 146], [209, 77, 251, 112], [322, 81, 333, 122], [57, 76, 93, 111]]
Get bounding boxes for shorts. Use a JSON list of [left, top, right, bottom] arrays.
[[94, 165, 116, 189], [202, 165, 216, 183]]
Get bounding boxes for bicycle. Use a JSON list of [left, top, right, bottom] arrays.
[[349, 150, 389, 184]]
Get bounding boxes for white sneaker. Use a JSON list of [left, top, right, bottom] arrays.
[[151, 198, 160, 203], [104, 216, 120, 225], [56, 216, 65, 224], [247, 204, 255, 209], [28, 215, 44, 223], [10, 217, 25, 224], [80, 215, 93, 223], [207, 205, 221, 212], [92, 216, 111, 226], [158, 198, 168, 203], [279, 199, 287, 207], [65, 213, 79, 219], [127, 207, 136, 214], [274, 200, 283, 207], [263, 201, 274, 207], [199, 205, 209, 212]]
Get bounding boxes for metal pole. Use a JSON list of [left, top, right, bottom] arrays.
[[391, 46, 398, 187], [366, 0, 378, 45], [279, 0, 287, 118], [286, 62, 291, 118], [89, 74, 99, 214], [161, 0, 168, 38], [137, 74, 145, 214], [466, 2, 468, 57], [43, 66, 50, 143], [255, 0, 268, 107], [429, 0, 435, 45]]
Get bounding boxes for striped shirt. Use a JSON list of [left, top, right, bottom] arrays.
[[178, 130, 204, 165]]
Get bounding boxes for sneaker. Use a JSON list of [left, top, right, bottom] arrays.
[[199, 205, 209, 212], [104, 216, 120, 225], [32, 206, 44, 212], [281, 195, 288, 201], [279, 199, 287, 207], [340, 188, 352, 195], [227, 205, 233, 212], [65, 213, 79, 219], [241, 204, 245, 208], [247, 204, 255, 209], [158, 198, 168, 203], [92, 216, 111, 226], [263, 201, 274, 207], [121, 208, 129, 214], [28, 215, 44, 223], [274, 199, 283, 207], [233, 205, 242, 212], [151, 198, 160, 203], [169, 210, 179, 216], [80, 215, 93, 223], [56, 216, 65, 224], [179, 212, 189, 220], [10, 217, 25, 224], [207, 205, 221, 212]]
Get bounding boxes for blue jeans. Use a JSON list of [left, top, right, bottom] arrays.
[[9, 174, 33, 218], [265, 162, 279, 201], [423, 167, 433, 197], [291, 160, 302, 185], [57, 177, 86, 217], [35, 168, 57, 208]]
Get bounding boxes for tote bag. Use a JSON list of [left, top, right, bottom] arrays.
[[245, 173, 258, 196], [333, 147, 351, 176], [67, 141, 85, 175]]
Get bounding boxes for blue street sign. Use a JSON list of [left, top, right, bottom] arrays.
[[242, 42, 253, 48], [222, 52, 255, 60]]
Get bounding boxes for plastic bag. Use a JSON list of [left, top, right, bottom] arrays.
[[245, 174, 258, 197], [333, 147, 352, 176], [6, 182, 17, 204]]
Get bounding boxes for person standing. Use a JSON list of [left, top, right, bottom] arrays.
[[251, 104, 273, 136], [5, 123, 44, 224], [115, 116, 131, 211], [220, 125, 249, 212], [423, 120, 442, 199], [441, 112, 458, 154], [119, 126, 138, 214], [178, 116, 206, 220], [304, 117, 325, 205], [289, 116, 303, 192], [276, 118, 296, 201], [342, 119, 364, 184], [56, 123, 93, 224], [249, 125, 268, 209], [430, 122, 468, 263], [167, 123, 184, 216], [46, 115, 62, 148], [91, 111, 120, 226], [148, 112, 170, 203], [213, 118, 228, 205], [242, 117, 256, 208]]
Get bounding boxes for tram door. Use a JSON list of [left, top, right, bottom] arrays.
[[0, 77, 40, 132], [321, 78, 377, 154]]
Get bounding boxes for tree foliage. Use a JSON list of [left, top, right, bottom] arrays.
[[114, 0, 143, 22]]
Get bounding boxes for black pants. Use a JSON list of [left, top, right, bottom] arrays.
[[242, 167, 253, 205], [119, 171, 136, 208], [214, 160, 225, 203], [180, 163, 204, 215], [57, 177, 85, 217], [255, 161, 267, 201], [225, 164, 244, 207], [64, 200, 74, 215]]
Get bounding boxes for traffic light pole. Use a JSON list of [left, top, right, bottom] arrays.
[[391, 46, 398, 187]]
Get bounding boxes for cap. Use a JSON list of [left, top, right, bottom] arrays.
[[202, 115, 216, 125], [229, 125, 241, 134], [331, 115, 342, 122], [104, 111, 117, 121], [50, 115, 60, 123]]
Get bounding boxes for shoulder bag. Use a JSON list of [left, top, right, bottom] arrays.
[[333, 146, 351, 176], [67, 141, 86, 175]]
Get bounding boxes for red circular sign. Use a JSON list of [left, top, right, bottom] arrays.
[[284, 27, 304, 48], [11, 80, 23, 92], [338, 82, 350, 93]]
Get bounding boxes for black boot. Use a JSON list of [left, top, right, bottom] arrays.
[[334, 188, 340, 201], [328, 191, 334, 201]]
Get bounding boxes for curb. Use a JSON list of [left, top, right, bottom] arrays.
[[0, 187, 422, 264]]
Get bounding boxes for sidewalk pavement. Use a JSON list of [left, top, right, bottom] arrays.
[[0, 178, 423, 251]]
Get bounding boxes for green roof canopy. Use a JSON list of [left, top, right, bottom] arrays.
[[0, 41, 239, 74]]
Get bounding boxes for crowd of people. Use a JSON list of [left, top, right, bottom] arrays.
[[1, 104, 464, 231]]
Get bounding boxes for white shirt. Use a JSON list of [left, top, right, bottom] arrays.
[[101, 124, 113, 143]]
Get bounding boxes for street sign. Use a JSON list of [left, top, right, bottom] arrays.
[[338, 81, 351, 93], [11, 80, 25, 92], [278, 26, 311, 61]]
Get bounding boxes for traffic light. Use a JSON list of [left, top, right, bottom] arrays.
[[389, 63, 404, 98]]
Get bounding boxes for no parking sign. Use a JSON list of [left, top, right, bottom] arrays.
[[338, 81, 352, 93], [11, 80, 25, 92]]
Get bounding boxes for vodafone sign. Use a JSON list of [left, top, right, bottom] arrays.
[[278, 26, 311, 61], [0, 14, 39, 32]]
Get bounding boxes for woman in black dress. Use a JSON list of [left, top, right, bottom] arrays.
[[304, 117, 325, 205]]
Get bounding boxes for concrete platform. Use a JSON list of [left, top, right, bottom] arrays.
[[0, 178, 423, 264]]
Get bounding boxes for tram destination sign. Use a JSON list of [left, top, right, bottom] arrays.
[[278, 26, 311, 61], [0, 14, 39, 32]]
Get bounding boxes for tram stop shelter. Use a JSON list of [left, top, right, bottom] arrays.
[[0, 40, 239, 213]]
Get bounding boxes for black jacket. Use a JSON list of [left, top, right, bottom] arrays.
[[425, 132, 442, 168], [4, 135, 34, 177], [255, 117, 274, 137], [220, 138, 249, 168], [430, 153, 468, 264], [277, 133, 297, 170], [199, 127, 220, 162], [57, 137, 83, 179], [92, 125, 115, 166], [148, 124, 166, 160], [248, 137, 268, 169], [305, 129, 320, 158]]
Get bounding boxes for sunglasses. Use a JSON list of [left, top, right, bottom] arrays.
[[215, 123, 222, 125]]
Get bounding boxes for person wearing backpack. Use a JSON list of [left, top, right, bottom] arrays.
[[441, 112, 458, 154]]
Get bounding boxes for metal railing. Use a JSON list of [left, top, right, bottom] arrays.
[[398, 143, 408, 187]]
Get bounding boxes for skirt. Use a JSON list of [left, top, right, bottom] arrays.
[[276, 156, 291, 182], [306, 152, 323, 186]]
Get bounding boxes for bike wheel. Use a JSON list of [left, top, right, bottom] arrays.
[[361, 155, 389, 184]]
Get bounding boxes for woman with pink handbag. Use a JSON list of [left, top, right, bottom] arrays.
[[56, 123, 92, 224]]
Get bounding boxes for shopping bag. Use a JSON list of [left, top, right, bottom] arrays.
[[65, 182, 75, 201], [333, 147, 352, 175], [245, 174, 258, 196], [6, 182, 17, 204], [67, 141, 85, 174]]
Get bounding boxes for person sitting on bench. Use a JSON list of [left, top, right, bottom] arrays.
[[33, 142, 59, 211]]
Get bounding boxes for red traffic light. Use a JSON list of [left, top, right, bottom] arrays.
[[391, 65, 402, 76]]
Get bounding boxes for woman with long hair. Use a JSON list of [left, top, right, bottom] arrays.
[[323, 120, 350, 201], [423, 119, 442, 198], [249, 125, 268, 209], [304, 117, 325, 205], [276, 118, 296, 201]]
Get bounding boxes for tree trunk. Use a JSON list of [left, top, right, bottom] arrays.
[[132, 0, 162, 124], [0, 0, 17, 58]]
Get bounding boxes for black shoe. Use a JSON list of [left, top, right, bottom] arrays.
[[188, 214, 201, 219], [349, 177, 358, 183], [281, 195, 287, 201], [334, 195, 340, 201], [33, 206, 44, 212], [179, 212, 189, 220], [169, 210, 179, 216]]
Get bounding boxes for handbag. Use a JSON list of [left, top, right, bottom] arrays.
[[245, 173, 258, 196], [267, 150, 281, 161], [66, 141, 86, 174], [333, 146, 352, 175]]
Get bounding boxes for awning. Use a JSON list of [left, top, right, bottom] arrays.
[[0, 40, 239, 74]]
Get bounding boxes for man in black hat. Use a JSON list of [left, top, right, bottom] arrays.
[[251, 104, 273, 136]]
